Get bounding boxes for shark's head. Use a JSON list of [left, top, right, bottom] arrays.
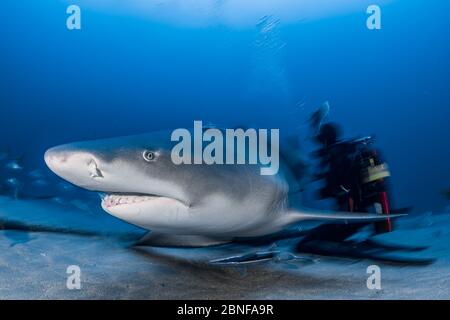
[[44, 131, 287, 235], [44, 132, 197, 231]]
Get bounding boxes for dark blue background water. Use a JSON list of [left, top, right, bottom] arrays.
[[0, 0, 449, 213]]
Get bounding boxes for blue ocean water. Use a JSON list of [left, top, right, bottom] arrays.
[[0, 0, 449, 213]]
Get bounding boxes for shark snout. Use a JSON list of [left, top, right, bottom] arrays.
[[44, 146, 104, 189], [44, 147, 68, 168]]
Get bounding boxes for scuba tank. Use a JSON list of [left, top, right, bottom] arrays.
[[350, 136, 392, 233]]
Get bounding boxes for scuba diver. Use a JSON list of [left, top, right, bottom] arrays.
[[313, 122, 392, 233], [297, 107, 393, 248], [293, 109, 437, 265]]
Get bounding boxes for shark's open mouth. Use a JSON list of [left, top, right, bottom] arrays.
[[101, 193, 189, 209], [101, 193, 162, 208]]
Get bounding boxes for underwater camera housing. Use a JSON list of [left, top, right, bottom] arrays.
[[349, 136, 391, 186]]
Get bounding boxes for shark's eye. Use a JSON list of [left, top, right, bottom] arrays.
[[143, 150, 156, 162]]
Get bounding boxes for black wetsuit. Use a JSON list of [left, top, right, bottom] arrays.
[[298, 141, 365, 246], [317, 141, 359, 209]]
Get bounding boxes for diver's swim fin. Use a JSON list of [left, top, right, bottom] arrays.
[[365, 238, 429, 252], [297, 240, 435, 265]]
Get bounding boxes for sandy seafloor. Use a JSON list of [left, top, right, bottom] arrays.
[[0, 196, 449, 299]]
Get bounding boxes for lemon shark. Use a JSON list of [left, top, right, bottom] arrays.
[[44, 129, 398, 247]]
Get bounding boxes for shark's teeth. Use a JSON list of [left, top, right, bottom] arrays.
[[102, 194, 158, 208]]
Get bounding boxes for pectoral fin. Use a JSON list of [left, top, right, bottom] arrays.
[[135, 232, 231, 247]]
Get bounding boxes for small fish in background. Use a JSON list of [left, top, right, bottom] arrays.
[[5, 160, 23, 171], [6, 177, 20, 187], [5, 177, 23, 199]]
